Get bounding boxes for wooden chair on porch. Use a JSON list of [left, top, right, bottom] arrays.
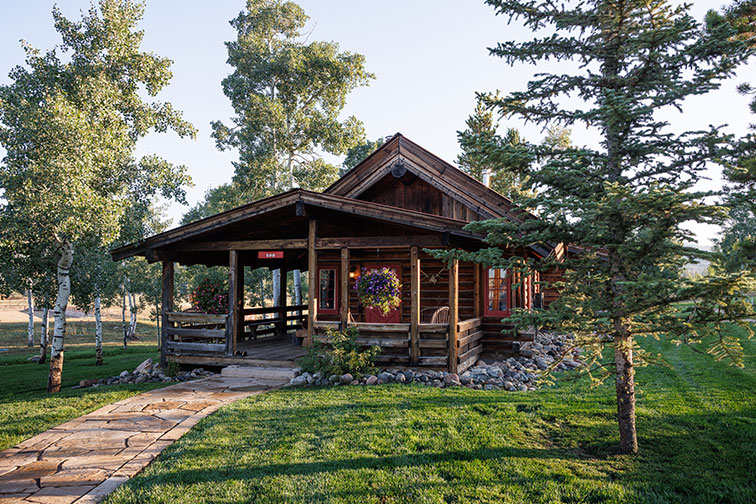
[[420, 306, 449, 324]]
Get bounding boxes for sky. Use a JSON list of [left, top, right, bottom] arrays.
[[1, 0, 754, 246]]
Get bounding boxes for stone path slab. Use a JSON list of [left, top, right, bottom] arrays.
[[0, 375, 287, 503]]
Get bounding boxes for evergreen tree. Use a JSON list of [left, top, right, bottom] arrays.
[[456, 101, 531, 199], [437, 0, 756, 454]]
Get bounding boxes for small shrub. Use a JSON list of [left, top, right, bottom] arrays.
[[298, 327, 380, 379], [190, 277, 229, 314], [165, 361, 181, 378]]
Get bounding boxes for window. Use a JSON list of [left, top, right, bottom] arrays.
[[485, 268, 509, 316], [318, 268, 337, 314]]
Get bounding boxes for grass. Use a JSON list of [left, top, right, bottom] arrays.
[[0, 320, 165, 451], [104, 327, 756, 504]]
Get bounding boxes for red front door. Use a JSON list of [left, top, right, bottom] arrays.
[[363, 264, 401, 323]]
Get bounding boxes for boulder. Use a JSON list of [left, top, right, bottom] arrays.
[[134, 375, 148, 384], [377, 371, 394, 382], [290, 374, 308, 386], [340, 373, 354, 384], [395, 373, 406, 384], [365, 375, 378, 385], [443, 373, 461, 387]]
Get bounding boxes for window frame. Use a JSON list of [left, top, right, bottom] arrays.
[[317, 266, 339, 315], [484, 267, 511, 317]]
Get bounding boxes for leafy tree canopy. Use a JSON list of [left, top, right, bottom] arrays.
[[210, 0, 374, 202]]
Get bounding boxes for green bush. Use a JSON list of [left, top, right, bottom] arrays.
[[298, 327, 380, 379]]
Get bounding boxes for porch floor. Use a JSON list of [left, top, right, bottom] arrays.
[[168, 334, 307, 369], [237, 334, 308, 361]]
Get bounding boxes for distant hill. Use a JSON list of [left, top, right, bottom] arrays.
[[685, 244, 713, 277]]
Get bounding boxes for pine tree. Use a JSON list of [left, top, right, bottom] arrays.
[[456, 101, 531, 200], [438, 0, 756, 454]]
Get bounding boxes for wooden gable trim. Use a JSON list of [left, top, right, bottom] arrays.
[[325, 133, 534, 224]]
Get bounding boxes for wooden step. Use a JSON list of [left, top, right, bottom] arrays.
[[221, 365, 299, 381]]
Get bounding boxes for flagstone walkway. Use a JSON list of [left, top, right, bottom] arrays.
[[0, 375, 287, 503]]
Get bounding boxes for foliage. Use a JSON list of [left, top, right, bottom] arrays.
[[189, 277, 229, 314], [435, 0, 756, 453], [104, 328, 756, 504], [456, 100, 531, 200], [354, 267, 402, 315], [210, 0, 374, 202], [298, 327, 379, 379], [0, 0, 194, 390], [341, 136, 389, 174]]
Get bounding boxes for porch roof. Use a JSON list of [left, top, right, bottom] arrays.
[[110, 189, 487, 264]]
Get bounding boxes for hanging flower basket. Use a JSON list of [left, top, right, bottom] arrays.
[[354, 267, 402, 315]]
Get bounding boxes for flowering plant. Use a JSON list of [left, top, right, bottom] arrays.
[[189, 277, 229, 314], [354, 267, 402, 315]]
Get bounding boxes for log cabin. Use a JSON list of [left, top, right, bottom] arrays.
[[111, 133, 560, 374]]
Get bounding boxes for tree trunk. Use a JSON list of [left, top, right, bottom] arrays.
[[38, 307, 48, 364], [128, 291, 137, 338], [121, 277, 127, 349], [294, 269, 302, 305], [259, 276, 266, 318], [272, 269, 281, 308], [48, 241, 73, 393], [94, 294, 103, 365], [155, 300, 161, 350], [26, 288, 34, 347], [614, 325, 638, 454]]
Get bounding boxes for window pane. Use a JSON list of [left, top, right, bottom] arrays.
[[319, 269, 335, 310]]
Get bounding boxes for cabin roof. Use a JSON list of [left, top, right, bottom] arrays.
[[111, 189, 485, 261], [112, 134, 554, 264], [326, 133, 535, 223]]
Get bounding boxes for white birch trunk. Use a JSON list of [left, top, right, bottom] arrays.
[[27, 288, 34, 347], [128, 292, 137, 338], [272, 269, 281, 308], [121, 278, 127, 348], [94, 294, 103, 365], [48, 241, 73, 393], [155, 301, 161, 349], [39, 307, 49, 364], [293, 269, 302, 305]]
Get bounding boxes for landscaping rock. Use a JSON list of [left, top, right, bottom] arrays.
[[365, 375, 378, 385], [443, 373, 461, 387], [340, 373, 353, 384], [377, 371, 393, 382], [134, 358, 153, 375], [395, 373, 406, 384], [290, 375, 308, 386]]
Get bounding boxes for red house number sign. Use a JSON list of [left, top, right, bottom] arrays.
[[258, 251, 284, 259]]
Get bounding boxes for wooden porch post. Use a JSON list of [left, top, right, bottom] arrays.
[[410, 246, 420, 365], [278, 267, 288, 337], [307, 219, 317, 342], [160, 261, 174, 367], [339, 247, 349, 328], [228, 250, 242, 356], [448, 259, 459, 373]]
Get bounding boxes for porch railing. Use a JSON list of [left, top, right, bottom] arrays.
[[165, 311, 228, 354], [241, 304, 308, 339], [313, 318, 481, 369]]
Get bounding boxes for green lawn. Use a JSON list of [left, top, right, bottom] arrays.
[[105, 328, 756, 504], [0, 321, 165, 451]]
